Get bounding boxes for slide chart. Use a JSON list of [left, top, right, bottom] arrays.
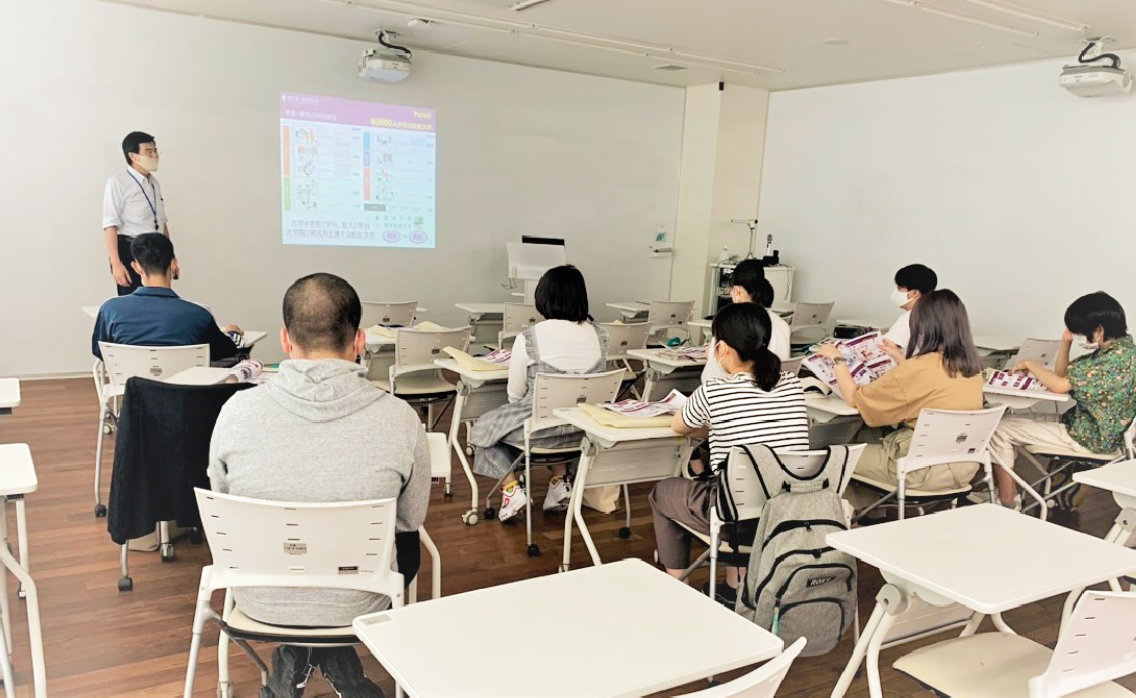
[[280, 92, 436, 248]]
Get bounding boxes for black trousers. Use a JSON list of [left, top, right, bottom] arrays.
[[114, 234, 142, 296]]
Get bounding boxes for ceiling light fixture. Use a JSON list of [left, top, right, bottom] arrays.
[[509, 0, 554, 10], [954, 0, 1088, 33], [877, 0, 1038, 38]]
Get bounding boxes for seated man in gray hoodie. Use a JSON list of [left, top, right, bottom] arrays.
[[209, 272, 430, 698]]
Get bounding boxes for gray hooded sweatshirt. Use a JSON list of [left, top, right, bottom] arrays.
[[208, 358, 430, 626]]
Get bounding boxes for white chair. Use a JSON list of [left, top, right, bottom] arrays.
[[184, 488, 440, 698], [678, 445, 866, 604], [788, 301, 835, 347], [485, 369, 625, 557], [1019, 419, 1136, 514], [92, 342, 209, 517], [600, 321, 652, 398], [0, 444, 45, 698], [678, 637, 807, 698], [852, 406, 1033, 522], [894, 590, 1136, 698], [1005, 338, 1063, 371], [372, 326, 472, 429], [360, 300, 417, 328], [494, 302, 543, 349], [647, 300, 695, 343]]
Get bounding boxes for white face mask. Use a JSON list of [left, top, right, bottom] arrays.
[[1075, 334, 1098, 350], [135, 155, 159, 173], [890, 289, 912, 308]]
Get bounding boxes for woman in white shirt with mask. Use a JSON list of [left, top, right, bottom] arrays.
[[701, 259, 790, 383]]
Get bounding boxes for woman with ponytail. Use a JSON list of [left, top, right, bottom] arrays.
[[650, 303, 809, 604]]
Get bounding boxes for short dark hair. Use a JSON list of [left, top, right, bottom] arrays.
[[129, 233, 175, 275], [1065, 292, 1127, 341], [730, 260, 767, 304], [122, 131, 155, 165], [283, 273, 362, 353], [907, 289, 982, 378], [534, 265, 589, 323], [711, 302, 782, 391], [894, 264, 938, 295]]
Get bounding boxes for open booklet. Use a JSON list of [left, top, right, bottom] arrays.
[[441, 346, 512, 372], [801, 331, 896, 400], [657, 345, 708, 362], [985, 369, 1047, 393], [366, 320, 449, 339], [599, 389, 688, 418]]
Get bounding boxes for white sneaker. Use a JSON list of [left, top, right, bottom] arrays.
[[498, 485, 528, 522], [1000, 494, 1022, 511], [543, 476, 572, 512]]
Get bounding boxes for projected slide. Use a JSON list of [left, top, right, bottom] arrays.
[[280, 92, 436, 248]]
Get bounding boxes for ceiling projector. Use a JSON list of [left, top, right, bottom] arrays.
[[1060, 39, 1132, 98], [359, 31, 412, 83]]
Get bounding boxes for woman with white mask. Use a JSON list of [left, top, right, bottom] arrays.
[[700, 259, 791, 383], [881, 263, 938, 362]]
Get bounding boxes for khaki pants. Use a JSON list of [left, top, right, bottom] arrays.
[[988, 417, 1101, 471], [847, 429, 980, 510]]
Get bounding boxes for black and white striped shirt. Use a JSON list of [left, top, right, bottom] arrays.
[[681, 371, 809, 467]]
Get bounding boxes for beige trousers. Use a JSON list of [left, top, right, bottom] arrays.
[[987, 417, 1101, 471], [847, 429, 981, 509]]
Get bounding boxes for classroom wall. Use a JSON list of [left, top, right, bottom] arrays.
[[0, 0, 684, 376], [760, 51, 1136, 339]]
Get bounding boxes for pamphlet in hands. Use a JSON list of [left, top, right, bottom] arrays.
[[801, 331, 896, 399], [985, 369, 1046, 393], [599, 389, 688, 419], [227, 359, 267, 384]]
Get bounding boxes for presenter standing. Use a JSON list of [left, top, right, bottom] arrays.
[[102, 131, 177, 295]]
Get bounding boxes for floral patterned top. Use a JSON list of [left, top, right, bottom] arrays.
[[1062, 335, 1136, 453]]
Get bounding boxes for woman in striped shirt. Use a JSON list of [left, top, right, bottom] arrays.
[[650, 303, 809, 601]]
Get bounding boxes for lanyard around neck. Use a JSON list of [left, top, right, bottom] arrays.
[[129, 170, 159, 231]]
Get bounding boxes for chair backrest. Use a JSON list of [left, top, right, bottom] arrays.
[[394, 326, 472, 375], [499, 303, 543, 344], [600, 322, 652, 361], [678, 637, 807, 697], [782, 356, 804, 376], [194, 488, 404, 600], [647, 301, 695, 331], [899, 406, 1008, 473], [361, 301, 417, 328], [530, 369, 624, 427], [789, 301, 835, 329], [1029, 591, 1136, 698], [98, 342, 210, 388], [723, 445, 867, 522], [1006, 338, 1062, 370]]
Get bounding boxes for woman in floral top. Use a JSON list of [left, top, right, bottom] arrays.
[[989, 292, 1136, 507]]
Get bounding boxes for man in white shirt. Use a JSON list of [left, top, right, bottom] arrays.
[[882, 263, 937, 357], [102, 131, 176, 295]]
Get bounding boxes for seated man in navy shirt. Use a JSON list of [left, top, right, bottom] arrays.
[[92, 233, 242, 364]]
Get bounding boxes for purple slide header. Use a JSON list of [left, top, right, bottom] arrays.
[[280, 93, 435, 132]]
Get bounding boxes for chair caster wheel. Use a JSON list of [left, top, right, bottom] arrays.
[[484, 507, 496, 520], [465, 446, 474, 456], [190, 529, 204, 544], [94, 504, 107, 518], [118, 576, 133, 592], [444, 484, 453, 499], [558, 564, 569, 573], [462, 511, 479, 526], [619, 527, 631, 539], [527, 544, 540, 558], [17, 587, 26, 600], [160, 545, 175, 562], [102, 424, 113, 435]]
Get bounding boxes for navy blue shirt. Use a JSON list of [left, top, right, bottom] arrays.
[[92, 287, 240, 362]]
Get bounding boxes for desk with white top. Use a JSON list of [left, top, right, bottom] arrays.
[[553, 406, 693, 570], [0, 379, 20, 417], [455, 303, 505, 345], [804, 393, 861, 423], [829, 504, 1136, 698], [0, 444, 45, 697], [352, 559, 782, 698], [982, 384, 1069, 411], [606, 300, 650, 321], [688, 318, 712, 345], [626, 348, 705, 401], [433, 358, 510, 525], [1075, 460, 1136, 546]]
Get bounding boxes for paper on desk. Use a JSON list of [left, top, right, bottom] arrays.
[[599, 389, 688, 418], [578, 402, 674, 429], [658, 345, 708, 362], [442, 346, 511, 372], [367, 320, 450, 338]]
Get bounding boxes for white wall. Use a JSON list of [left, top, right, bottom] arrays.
[[0, 0, 684, 376], [760, 52, 1136, 339]]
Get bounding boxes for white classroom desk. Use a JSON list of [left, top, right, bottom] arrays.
[[626, 348, 705, 401], [81, 305, 100, 319], [828, 504, 1136, 698], [454, 302, 505, 319], [352, 559, 782, 698], [983, 384, 1069, 411], [0, 444, 45, 697], [455, 303, 506, 345], [433, 358, 510, 525], [805, 393, 860, 423], [1074, 460, 1136, 546], [606, 300, 650, 320], [0, 379, 20, 417], [553, 406, 694, 570], [689, 318, 712, 345]]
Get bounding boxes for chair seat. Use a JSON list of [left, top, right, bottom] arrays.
[[373, 375, 457, 397], [100, 384, 126, 401], [1024, 444, 1117, 461], [894, 632, 1134, 697], [220, 607, 358, 645], [851, 473, 971, 499]]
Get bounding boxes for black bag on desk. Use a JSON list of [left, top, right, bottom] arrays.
[[107, 377, 254, 544]]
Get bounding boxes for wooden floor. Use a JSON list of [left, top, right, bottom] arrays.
[[0, 377, 1131, 697]]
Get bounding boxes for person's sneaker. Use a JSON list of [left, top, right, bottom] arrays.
[[701, 581, 738, 608], [966, 488, 996, 505], [498, 483, 528, 522], [999, 494, 1022, 511], [543, 475, 572, 512]]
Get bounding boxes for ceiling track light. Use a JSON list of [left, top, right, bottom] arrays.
[[954, 0, 1088, 33], [878, 0, 1038, 38]]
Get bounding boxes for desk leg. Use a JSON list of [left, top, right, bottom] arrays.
[[1, 500, 44, 697], [0, 501, 10, 655], [450, 386, 479, 525], [831, 584, 905, 698], [14, 498, 26, 599], [641, 368, 660, 402], [574, 444, 604, 568]]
